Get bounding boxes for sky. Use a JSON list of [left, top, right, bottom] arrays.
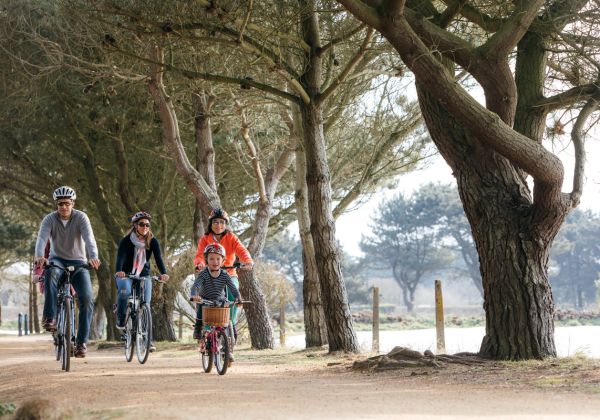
[[335, 136, 600, 257]]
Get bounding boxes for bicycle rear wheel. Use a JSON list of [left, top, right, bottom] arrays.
[[214, 331, 230, 375], [124, 307, 135, 362], [62, 302, 72, 372], [136, 304, 151, 364], [201, 336, 213, 373]]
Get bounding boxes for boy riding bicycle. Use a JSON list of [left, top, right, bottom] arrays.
[[191, 244, 242, 361]]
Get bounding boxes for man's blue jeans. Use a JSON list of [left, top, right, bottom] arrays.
[[115, 276, 152, 325], [43, 258, 94, 345]]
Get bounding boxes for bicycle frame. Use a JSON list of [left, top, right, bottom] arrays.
[[46, 262, 89, 372], [123, 274, 161, 364]]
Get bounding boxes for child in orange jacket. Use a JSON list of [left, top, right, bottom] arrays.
[[193, 208, 253, 341]]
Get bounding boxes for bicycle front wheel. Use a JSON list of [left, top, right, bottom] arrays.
[[124, 307, 135, 362], [55, 302, 63, 362], [136, 304, 151, 364], [214, 331, 230, 375], [62, 301, 72, 372], [201, 335, 213, 373]]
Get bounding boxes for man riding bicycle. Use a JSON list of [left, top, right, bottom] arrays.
[[34, 186, 101, 358]]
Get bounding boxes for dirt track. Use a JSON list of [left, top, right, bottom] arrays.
[[1, 334, 600, 419]]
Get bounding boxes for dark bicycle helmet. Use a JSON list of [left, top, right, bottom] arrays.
[[53, 186, 76, 201], [204, 243, 226, 260], [208, 208, 229, 224], [131, 211, 152, 224]]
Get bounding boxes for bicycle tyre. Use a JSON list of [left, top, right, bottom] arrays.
[[201, 336, 213, 373], [62, 301, 72, 372], [214, 331, 229, 375], [136, 304, 151, 364], [124, 307, 135, 362], [55, 301, 63, 362]]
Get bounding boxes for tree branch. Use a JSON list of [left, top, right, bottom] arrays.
[[147, 45, 220, 215], [480, 0, 545, 59], [569, 91, 600, 206], [234, 99, 267, 203], [320, 28, 375, 104]]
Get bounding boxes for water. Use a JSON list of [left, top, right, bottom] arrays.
[[283, 326, 600, 358]]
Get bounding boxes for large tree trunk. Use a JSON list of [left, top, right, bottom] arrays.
[[295, 142, 327, 347], [151, 281, 177, 341], [301, 102, 358, 352], [97, 248, 119, 341], [238, 270, 274, 349], [89, 301, 105, 340], [338, 0, 594, 360], [416, 85, 564, 359], [299, 1, 357, 352]]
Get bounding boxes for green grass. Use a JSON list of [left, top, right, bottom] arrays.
[[0, 402, 16, 417]]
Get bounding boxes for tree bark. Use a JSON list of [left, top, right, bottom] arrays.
[[416, 84, 564, 359], [97, 247, 119, 341], [336, 0, 592, 360], [299, 0, 358, 352], [296, 141, 328, 347], [192, 91, 217, 243], [151, 281, 177, 341], [89, 300, 105, 340], [302, 101, 358, 352]]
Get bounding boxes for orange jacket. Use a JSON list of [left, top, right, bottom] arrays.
[[194, 232, 253, 277]]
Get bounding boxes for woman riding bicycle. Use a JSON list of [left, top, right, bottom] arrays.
[[115, 212, 169, 351], [191, 243, 242, 360], [193, 208, 253, 342]]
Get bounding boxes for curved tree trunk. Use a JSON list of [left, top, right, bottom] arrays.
[[416, 85, 565, 359]]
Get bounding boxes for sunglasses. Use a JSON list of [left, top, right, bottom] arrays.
[[137, 222, 151, 228], [57, 201, 73, 207]]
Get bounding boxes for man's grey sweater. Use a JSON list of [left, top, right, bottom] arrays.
[[35, 209, 99, 261]]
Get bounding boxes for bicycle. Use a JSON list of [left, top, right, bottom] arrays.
[[122, 274, 163, 364], [42, 262, 90, 372], [189, 297, 250, 375]]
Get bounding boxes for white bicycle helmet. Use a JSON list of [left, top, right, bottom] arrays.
[[131, 211, 152, 224], [53, 186, 77, 201]]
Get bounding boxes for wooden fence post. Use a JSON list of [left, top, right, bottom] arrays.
[[279, 293, 286, 347], [178, 312, 183, 340], [372, 286, 379, 353], [435, 279, 446, 354]]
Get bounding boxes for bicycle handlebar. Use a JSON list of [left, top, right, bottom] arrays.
[[127, 274, 165, 283], [188, 297, 253, 306], [44, 262, 91, 272]]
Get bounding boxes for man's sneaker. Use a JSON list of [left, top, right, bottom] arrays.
[[149, 343, 156, 353], [228, 352, 234, 366], [74, 343, 87, 358], [42, 318, 56, 332]]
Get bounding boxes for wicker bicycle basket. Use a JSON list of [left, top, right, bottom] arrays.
[[202, 306, 230, 327]]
